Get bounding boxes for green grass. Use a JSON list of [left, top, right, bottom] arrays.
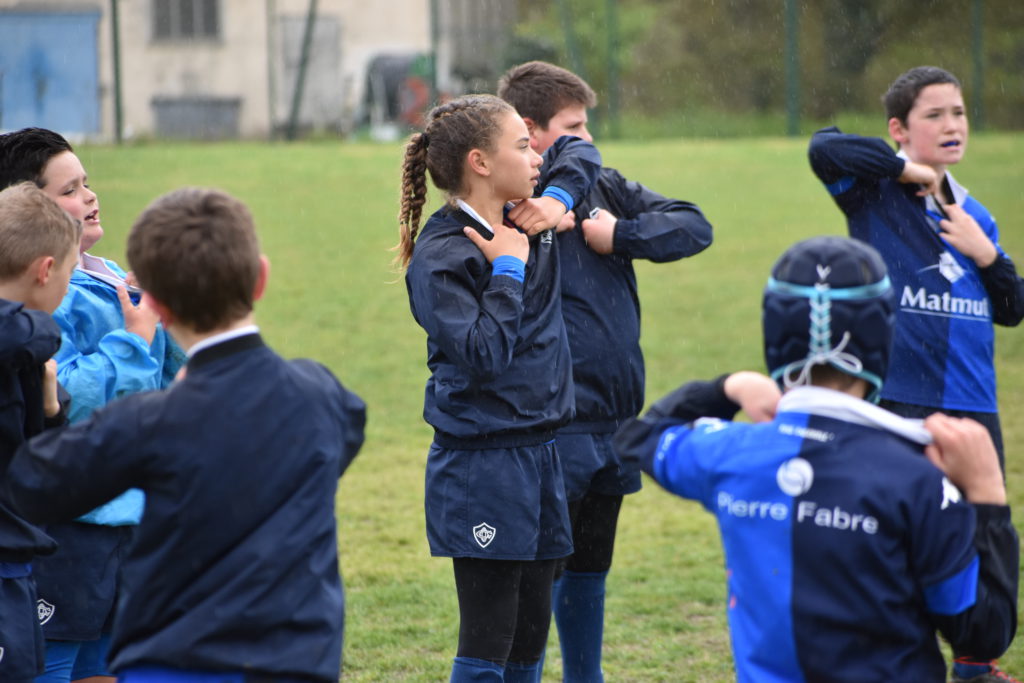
[[76, 132, 1024, 681]]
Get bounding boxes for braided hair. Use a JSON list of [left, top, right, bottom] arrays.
[[396, 94, 515, 268]]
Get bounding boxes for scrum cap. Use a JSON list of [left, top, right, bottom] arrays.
[[762, 236, 894, 402]]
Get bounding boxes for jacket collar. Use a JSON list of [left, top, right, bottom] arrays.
[[188, 332, 265, 372]]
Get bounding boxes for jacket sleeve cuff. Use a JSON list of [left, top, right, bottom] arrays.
[[541, 186, 573, 212]]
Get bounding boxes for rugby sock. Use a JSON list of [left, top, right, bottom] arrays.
[[450, 656, 504, 682], [952, 657, 993, 679], [553, 570, 607, 683], [503, 659, 543, 682]]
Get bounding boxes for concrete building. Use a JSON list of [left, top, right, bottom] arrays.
[[0, 0, 515, 141]]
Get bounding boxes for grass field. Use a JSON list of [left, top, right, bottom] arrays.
[[77, 132, 1024, 681]]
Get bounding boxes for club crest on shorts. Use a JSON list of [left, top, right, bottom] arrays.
[[473, 522, 496, 548], [37, 599, 55, 625]]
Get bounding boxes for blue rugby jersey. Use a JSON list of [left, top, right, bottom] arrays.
[[614, 382, 1018, 682], [557, 167, 712, 433], [809, 127, 1024, 412]]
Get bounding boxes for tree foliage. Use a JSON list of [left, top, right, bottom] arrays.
[[510, 0, 1024, 132]]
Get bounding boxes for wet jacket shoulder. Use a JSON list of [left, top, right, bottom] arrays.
[[538, 135, 602, 210], [0, 298, 61, 561], [407, 206, 573, 445], [559, 168, 713, 428], [3, 334, 365, 679], [582, 167, 712, 262]]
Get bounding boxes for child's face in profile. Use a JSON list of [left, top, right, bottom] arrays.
[[531, 104, 592, 155], [484, 112, 543, 203], [892, 83, 968, 171], [40, 151, 102, 253]]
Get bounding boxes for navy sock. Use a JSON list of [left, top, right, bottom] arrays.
[[503, 659, 543, 683], [451, 656, 504, 682], [552, 570, 607, 683]]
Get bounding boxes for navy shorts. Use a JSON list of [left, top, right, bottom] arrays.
[[0, 568, 46, 681], [555, 432, 642, 502], [425, 440, 573, 560]]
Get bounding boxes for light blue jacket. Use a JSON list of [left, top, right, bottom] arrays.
[[53, 257, 186, 525]]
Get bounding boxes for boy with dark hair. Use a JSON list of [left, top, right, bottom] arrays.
[[614, 235, 1018, 682], [498, 60, 713, 681], [3, 187, 367, 681], [809, 65, 1024, 682], [0, 127, 186, 681], [0, 182, 80, 681]]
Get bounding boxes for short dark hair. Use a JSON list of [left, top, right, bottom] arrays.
[[0, 182, 81, 280], [127, 188, 261, 333], [882, 66, 961, 124], [497, 61, 596, 129], [0, 128, 74, 190]]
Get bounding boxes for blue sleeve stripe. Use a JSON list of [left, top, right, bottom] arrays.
[[491, 255, 526, 283], [541, 185, 574, 211], [924, 555, 979, 615], [826, 176, 856, 196]]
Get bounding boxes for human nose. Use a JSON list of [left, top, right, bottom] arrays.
[[85, 186, 97, 203], [579, 126, 593, 143], [531, 148, 543, 168]]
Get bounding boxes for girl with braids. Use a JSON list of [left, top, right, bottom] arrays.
[[398, 94, 601, 682]]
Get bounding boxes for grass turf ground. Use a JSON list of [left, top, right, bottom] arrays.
[[77, 133, 1024, 681]]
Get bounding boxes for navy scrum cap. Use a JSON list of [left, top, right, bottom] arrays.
[[762, 235, 895, 402]]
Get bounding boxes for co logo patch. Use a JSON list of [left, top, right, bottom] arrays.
[[37, 599, 55, 625], [472, 522, 496, 548]]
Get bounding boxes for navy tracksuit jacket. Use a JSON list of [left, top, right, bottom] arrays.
[[4, 334, 367, 681]]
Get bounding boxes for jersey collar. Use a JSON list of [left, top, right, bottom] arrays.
[[778, 386, 932, 445]]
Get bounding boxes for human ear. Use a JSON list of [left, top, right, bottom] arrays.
[[142, 292, 174, 327], [466, 148, 490, 177], [523, 118, 545, 151], [888, 117, 909, 147], [253, 255, 270, 302], [33, 256, 56, 286]]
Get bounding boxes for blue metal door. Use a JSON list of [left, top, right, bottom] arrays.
[[0, 10, 101, 135]]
